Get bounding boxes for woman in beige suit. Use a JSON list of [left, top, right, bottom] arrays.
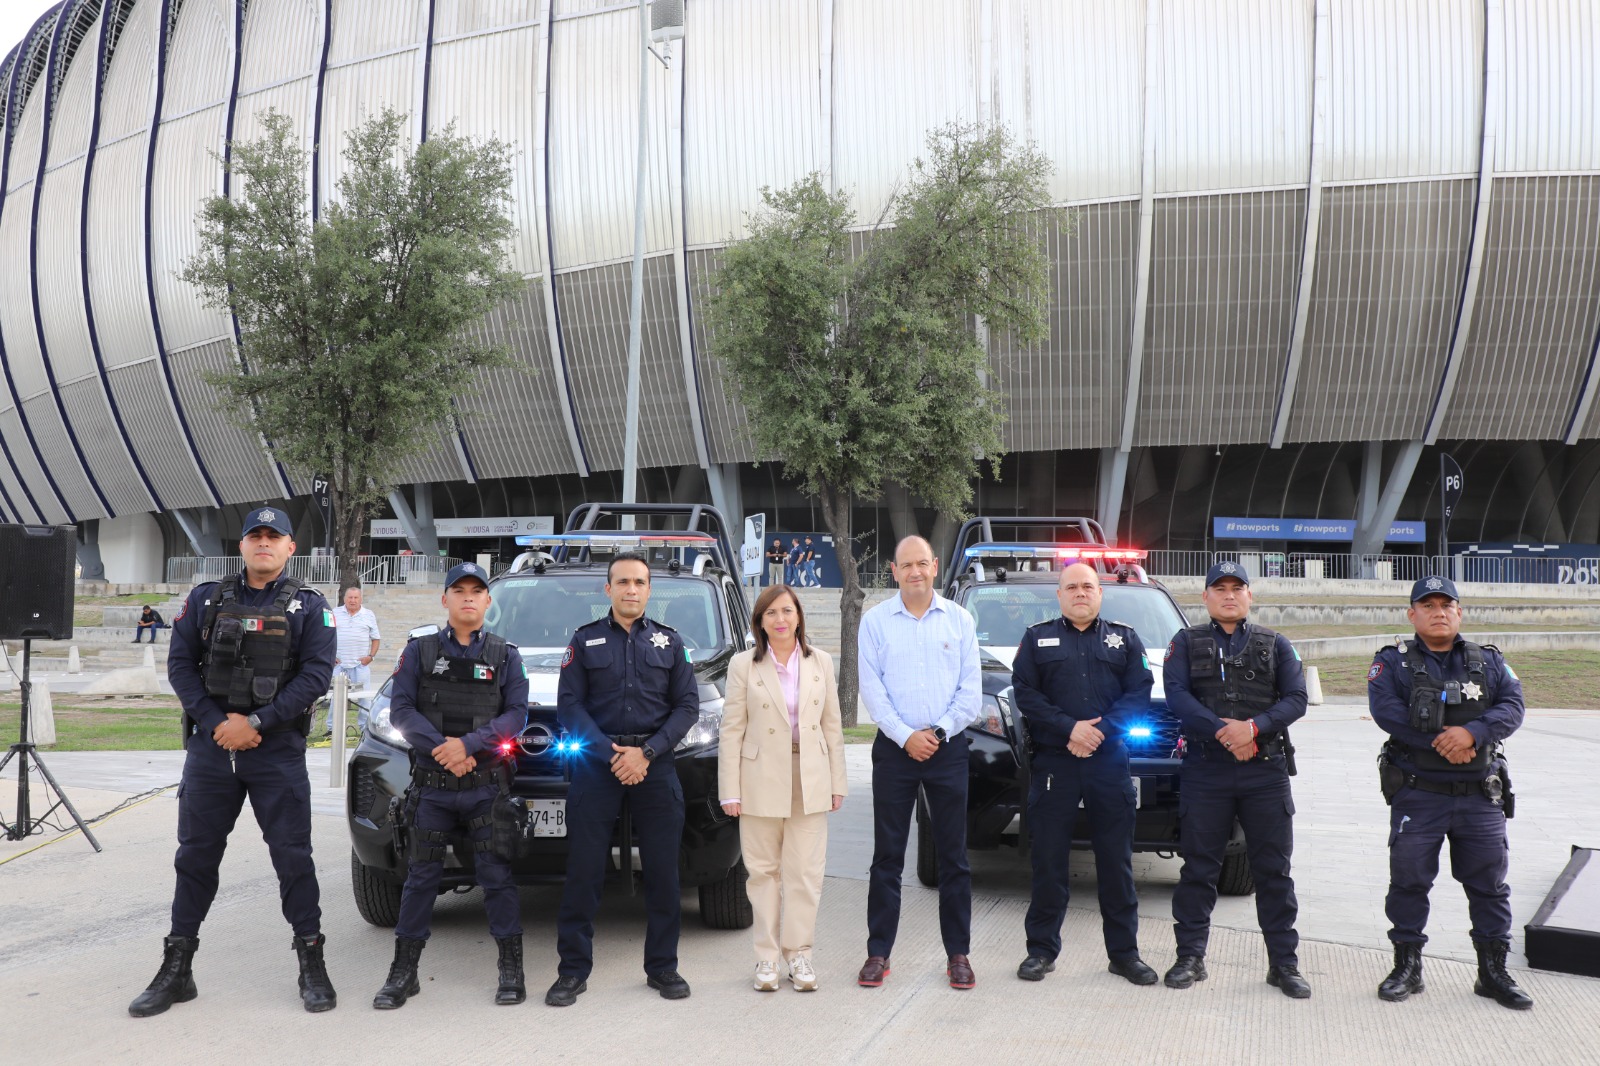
[[719, 584, 847, 991]]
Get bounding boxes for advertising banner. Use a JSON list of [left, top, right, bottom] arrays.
[[1213, 517, 1426, 543]]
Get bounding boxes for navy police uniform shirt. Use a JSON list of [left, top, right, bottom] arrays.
[[1011, 615, 1152, 752], [1367, 636, 1524, 782], [389, 626, 530, 768], [557, 613, 698, 757], [1163, 620, 1307, 742], [168, 571, 336, 737]]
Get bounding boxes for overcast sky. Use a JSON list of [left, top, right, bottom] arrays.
[[1, 1, 67, 61]]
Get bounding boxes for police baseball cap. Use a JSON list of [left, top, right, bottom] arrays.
[[444, 561, 491, 589], [1410, 575, 1459, 603], [1205, 561, 1250, 587], [241, 507, 293, 537]]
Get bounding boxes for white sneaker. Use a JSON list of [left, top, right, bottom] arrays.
[[788, 955, 818, 992], [753, 961, 780, 991]]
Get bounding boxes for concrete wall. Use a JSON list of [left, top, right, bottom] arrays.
[[98, 513, 165, 584]]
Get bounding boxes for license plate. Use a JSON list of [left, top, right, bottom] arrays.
[[530, 799, 566, 838], [1078, 778, 1141, 809]]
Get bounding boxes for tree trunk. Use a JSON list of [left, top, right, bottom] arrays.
[[334, 464, 366, 593], [818, 481, 865, 728]]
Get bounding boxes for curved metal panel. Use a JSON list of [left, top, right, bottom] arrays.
[[548, 7, 675, 267], [318, 23, 423, 206], [1440, 176, 1600, 441], [452, 282, 580, 479], [1324, 0, 1482, 183], [684, 247, 755, 464], [998, 203, 1136, 453], [1500, 0, 1600, 174], [990, 0, 1142, 204], [1285, 180, 1476, 444], [434, 0, 538, 37], [237, 0, 321, 91], [85, 0, 213, 509], [1155, 0, 1312, 195], [831, 0, 978, 223], [1133, 190, 1306, 447], [681, 0, 823, 247], [554, 257, 698, 472]]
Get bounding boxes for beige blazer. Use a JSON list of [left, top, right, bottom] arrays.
[[718, 646, 848, 818]]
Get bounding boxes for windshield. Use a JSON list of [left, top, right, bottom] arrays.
[[484, 572, 727, 661], [964, 583, 1187, 656]]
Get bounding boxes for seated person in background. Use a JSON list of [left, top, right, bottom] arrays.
[[134, 605, 167, 644]]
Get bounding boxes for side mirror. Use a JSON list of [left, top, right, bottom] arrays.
[[745, 630, 756, 650]]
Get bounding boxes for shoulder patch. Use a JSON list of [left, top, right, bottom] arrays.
[[1164, 639, 1175, 662], [561, 646, 574, 669], [1503, 663, 1518, 681], [322, 609, 334, 627], [1367, 660, 1383, 682]]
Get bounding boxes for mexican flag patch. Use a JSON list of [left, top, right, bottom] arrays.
[[322, 610, 334, 627], [474, 664, 494, 681]]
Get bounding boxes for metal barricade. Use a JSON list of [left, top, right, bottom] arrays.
[[1143, 550, 1213, 577], [1287, 552, 1351, 580]]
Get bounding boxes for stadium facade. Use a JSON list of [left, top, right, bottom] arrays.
[[2, 0, 1599, 582]]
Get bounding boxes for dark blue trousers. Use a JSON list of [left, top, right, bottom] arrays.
[[1024, 747, 1139, 961], [556, 756, 685, 979], [1171, 753, 1299, 966], [1386, 785, 1511, 946], [394, 784, 521, 940], [867, 732, 971, 959], [171, 732, 320, 938]]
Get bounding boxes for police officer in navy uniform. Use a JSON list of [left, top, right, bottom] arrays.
[[1367, 576, 1532, 1010], [372, 562, 530, 1009], [1011, 562, 1159, 986], [545, 550, 699, 1006], [130, 508, 337, 1017], [1162, 562, 1311, 999]]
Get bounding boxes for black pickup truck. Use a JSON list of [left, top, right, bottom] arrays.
[[346, 503, 754, 929]]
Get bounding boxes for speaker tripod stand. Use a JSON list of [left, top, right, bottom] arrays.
[[0, 639, 101, 851]]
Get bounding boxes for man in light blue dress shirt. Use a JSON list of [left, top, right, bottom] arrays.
[[855, 536, 982, 990]]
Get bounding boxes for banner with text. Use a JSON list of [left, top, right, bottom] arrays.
[[371, 516, 554, 540], [1213, 517, 1426, 543]]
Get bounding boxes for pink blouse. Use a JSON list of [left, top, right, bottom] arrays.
[[771, 644, 802, 743]]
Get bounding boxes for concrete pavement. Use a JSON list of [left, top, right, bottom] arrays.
[[2, 702, 1597, 1065]]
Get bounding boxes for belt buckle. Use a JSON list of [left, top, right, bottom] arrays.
[[791, 742, 801, 754]]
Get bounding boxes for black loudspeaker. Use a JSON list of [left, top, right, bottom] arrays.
[[0, 525, 76, 640]]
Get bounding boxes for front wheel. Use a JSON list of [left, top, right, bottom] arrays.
[[1218, 849, 1256, 896], [698, 860, 754, 929], [351, 849, 403, 926]]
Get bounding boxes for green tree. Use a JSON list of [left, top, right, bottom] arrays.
[[708, 123, 1057, 724], [182, 108, 523, 589]]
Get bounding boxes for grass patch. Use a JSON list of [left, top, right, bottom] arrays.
[[1311, 649, 1600, 709], [0, 696, 184, 751], [843, 724, 879, 744], [1280, 623, 1600, 641]]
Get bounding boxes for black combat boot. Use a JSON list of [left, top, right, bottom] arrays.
[[294, 933, 338, 1012], [495, 935, 527, 1005], [1473, 940, 1533, 1010], [128, 936, 200, 1018], [1378, 943, 1424, 1002], [373, 937, 425, 1010]]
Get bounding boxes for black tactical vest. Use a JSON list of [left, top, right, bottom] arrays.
[[414, 632, 509, 738], [1401, 639, 1494, 774], [1185, 623, 1281, 722], [200, 575, 304, 711]]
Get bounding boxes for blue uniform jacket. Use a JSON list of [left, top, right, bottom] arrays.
[[1163, 620, 1307, 741], [1367, 637, 1524, 782], [557, 613, 698, 759], [388, 626, 529, 768], [168, 572, 336, 736], [1011, 615, 1152, 752]]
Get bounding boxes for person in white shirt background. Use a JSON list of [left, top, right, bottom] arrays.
[[332, 585, 382, 688]]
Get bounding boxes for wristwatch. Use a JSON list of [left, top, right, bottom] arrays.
[[246, 713, 263, 732], [641, 743, 658, 762], [932, 726, 947, 743]]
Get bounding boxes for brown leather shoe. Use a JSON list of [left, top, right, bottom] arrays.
[[857, 956, 890, 987], [947, 954, 976, 989]]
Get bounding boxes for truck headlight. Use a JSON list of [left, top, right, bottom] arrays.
[[676, 696, 724, 752], [366, 700, 412, 750]]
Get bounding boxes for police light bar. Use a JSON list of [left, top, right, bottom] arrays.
[[962, 543, 1147, 562], [514, 532, 716, 549]]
